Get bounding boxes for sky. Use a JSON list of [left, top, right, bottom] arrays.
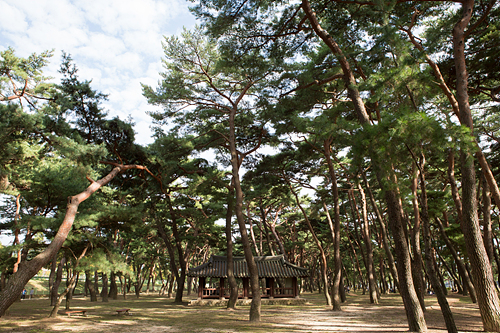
[[0, 0, 198, 245], [0, 0, 198, 146]]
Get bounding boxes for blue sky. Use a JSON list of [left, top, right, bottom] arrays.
[[0, 0, 198, 245], [0, 0, 198, 145]]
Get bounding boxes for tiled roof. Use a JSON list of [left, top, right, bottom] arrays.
[[188, 255, 309, 278]]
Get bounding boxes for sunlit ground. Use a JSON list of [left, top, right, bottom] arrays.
[[0, 290, 484, 332]]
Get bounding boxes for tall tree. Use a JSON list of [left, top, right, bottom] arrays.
[[143, 28, 271, 320]]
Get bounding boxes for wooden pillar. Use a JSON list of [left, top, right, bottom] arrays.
[[219, 277, 225, 300], [293, 277, 298, 298], [242, 277, 249, 299], [198, 277, 205, 299], [269, 278, 275, 299]]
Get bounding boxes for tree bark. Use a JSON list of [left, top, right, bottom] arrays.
[[357, 182, 379, 304], [94, 270, 100, 298], [481, 172, 494, 264], [323, 139, 342, 310], [86, 270, 97, 301], [226, 183, 239, 310], [453, 1, 500, 329], [50, 256, 66, 306], [447, 150, 463, 222], [109, 272, 118, 300], [418, 156, 458, 332], [101, 272, 109, 302], [410, 166, 425, 311], [324, 201, 341, 310], [228, 104, 261, 321], [166, 195, 191, 304], [156, 221, 180, 299], [383, 178, 427, 332]]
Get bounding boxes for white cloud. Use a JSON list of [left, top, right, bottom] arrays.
[[0, 1, 29, 32], [0, 0, 197, 146]]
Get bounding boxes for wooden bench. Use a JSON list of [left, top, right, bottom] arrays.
[[116, 308, 130, 315], [65, 310, 87, 317]]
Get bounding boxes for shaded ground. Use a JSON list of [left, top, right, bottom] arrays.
[[0, 291, 484, 332]]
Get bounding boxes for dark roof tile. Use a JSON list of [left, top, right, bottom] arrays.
[[188, 255, 309, 278]]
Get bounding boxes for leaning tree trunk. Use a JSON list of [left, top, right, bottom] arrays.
[[418, 156, 458, 332], [453, 1, 500, 330], [382, 179, 427, 333], [435, 217, 476, 302], [49, 274, 78, 318], [0, 163, 142, 317]]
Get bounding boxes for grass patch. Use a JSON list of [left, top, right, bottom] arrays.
[[0, 290, 485, 332]]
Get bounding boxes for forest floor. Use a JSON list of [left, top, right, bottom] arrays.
[[0, 290, 485, 332]]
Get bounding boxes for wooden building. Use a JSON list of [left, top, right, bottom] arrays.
[[188, 255, 309, 300]]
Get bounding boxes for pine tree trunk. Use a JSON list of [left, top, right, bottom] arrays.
[[323, 139, 342, 310], [109, 272, 118, 299], [86, 271, 97, 302], [51, 256, 66, 306], [453, 1, 500, 328], [166, 195, 189, 304], [50, 245, 88, 318], [419, 157, 457, 332], [410, 167, 425, 311], [228, 106, 261, 321], [435, 217, 476, 301], [358, 182, 379, 304], [167, 274, 174, 299], [156, 221, 180, 299], [383, 185, 427, 332], [101, 273, 109, 302], [226, 184, 239, 310], [94, 270, 100, 298], [123, 275, 128, 300], [482, 173, 494, 264], [50, 274, 77, 318]]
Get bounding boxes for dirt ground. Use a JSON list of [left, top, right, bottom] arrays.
[[0, 291, 485, 332]]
